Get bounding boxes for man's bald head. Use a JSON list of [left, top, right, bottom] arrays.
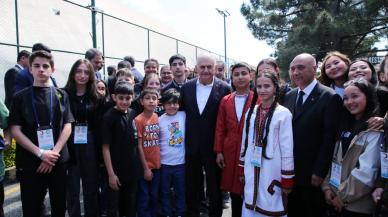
[[289, 53, 317, 89]]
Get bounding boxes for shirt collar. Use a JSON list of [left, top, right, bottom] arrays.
[[196, 77, 214, 87], [16, 64, 24, 70], [298, 79, 317, 96]]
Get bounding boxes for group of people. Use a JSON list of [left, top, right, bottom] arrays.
[[0, 42, 387, 217]]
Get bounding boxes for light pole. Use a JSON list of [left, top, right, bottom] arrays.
[[216, 8, 230, 76]]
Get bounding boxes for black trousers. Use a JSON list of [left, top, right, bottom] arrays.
[[288, 185, 327, 217], [18, 164, 67, 217], [186, 153, 222, 217], [107, 180, 137, 217], [230, 193, 242, 217]]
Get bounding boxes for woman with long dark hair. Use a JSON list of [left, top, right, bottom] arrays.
[[239, 72, 294, 217], [64, 59, 100, 217], [322, 78, 383, 217]]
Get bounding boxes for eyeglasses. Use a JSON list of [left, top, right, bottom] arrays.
[[344, 77, 369, 87]]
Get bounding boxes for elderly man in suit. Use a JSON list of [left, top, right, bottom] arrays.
[[181, 54, 231, 217], [4, 50, 30, 108], [283, 53, 342, 217]]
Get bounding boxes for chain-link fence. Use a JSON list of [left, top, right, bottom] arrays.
[[0, 0, 235, 98]]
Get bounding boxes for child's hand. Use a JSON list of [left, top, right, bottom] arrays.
[[367, 117, 384, 130], [216, 153, 225, 168], [36, 161, 53, 174], [144, 169, 153, 181], [40, 150, 60, 166], [324, 189, 335, 205], [332, 196, 344, 212], [372, 188, 384, 203], [109, 174, 121, 191]]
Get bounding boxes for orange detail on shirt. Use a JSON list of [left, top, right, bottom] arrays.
[[135, 113, 161, 170]]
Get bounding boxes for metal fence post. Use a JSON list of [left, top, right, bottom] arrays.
[[101, 13, 106, 78], [15, 0, 20, 53], [91, 0, 97, 48], [147, 30, 150, 59]]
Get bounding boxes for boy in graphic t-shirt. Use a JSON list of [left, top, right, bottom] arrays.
[[135, 88, 161, 217], [159, 88, 186, 217]]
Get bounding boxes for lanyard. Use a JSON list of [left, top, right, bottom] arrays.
[[31, 87, 54, 128], [74, 95, 88, 124]]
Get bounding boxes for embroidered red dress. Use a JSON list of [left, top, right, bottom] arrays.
[[214, 91, 256, 195]]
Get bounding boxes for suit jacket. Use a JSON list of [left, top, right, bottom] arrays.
[[181, 77, 231, 157], [4, 64, 23, 108], [14, 68, 58, 95], [282, 81, 342, 186]]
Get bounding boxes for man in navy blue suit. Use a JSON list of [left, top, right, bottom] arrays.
[[4, 50, 30, 108]]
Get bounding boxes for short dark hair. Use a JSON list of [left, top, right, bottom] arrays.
[[169, 54, 186, 66], [32, 43, 51, 53], [117, 60, 131, 70], [107, 65, 116, 76], [29, 50, 54, 67], [114, 81, 134, 95], [161, 88, 181, 104], [85, 48, 102, 60], [17, 50, 31, 62], [140, 88, 160, 99], [123, 56, 135, 67], [144, 58, 159, 69]]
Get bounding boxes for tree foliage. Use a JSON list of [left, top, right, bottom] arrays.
[[241, 0, 388, 71]]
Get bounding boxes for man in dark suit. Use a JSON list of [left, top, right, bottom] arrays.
[[283, 53, 342, 217], [4, 50, 30, 108], [181, 54, 231, 217]]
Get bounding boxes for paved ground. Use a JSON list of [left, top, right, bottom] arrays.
[[4, 182, 232, 217]]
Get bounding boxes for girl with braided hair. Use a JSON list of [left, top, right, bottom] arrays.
[[239, 72, 294, 217]]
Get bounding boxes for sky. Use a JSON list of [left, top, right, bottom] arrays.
[[115, 0, 274, 66]]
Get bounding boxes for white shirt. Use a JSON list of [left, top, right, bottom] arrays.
[[196, 78, 214, 114], [297, 79, 317, 103], [235, 94, 248, 122], [159, 111, 186, 165], [333, 85, 345, 98]]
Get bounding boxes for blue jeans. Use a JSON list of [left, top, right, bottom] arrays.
[[137, 169, 160, 217], [160, 164, 185, 217]]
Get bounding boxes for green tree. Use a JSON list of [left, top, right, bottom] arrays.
[[241, 0, 388, 72]]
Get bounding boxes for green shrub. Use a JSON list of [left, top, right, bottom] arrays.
[[4, 140, 16, 168]]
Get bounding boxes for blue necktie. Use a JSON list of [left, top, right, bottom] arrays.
[[295, 91, 304, 115]]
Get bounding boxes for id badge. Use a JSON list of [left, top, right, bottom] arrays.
[[37, 126, 54, 150], [381, 151, 388, 179], [251, 146, 262, 167], [74, 124, 88, 144], [329, 162, 342, 188]]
